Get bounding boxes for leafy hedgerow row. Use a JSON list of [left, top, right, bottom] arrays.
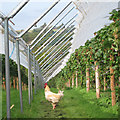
[[49, 9, 120, 106]]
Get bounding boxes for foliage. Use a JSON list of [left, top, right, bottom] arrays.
[[1, 54, 28, 84], [49, 9, 119, 99]]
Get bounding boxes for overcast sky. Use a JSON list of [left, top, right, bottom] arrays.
[[1, 0, 78, 30]]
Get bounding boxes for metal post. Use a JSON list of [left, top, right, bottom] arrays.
[[33, 54, 37, 94], [4, 18, 10, 118], [31, 72, 33, 100], [8, 0, 30, 18], [36, 61, 44, 89], [36, 61, 38, 90], [16, 40, 23, 113], [36, 62, 41, 89], [28, 45, 31, 104]]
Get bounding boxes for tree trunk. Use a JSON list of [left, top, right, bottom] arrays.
[[24, 84, 26, 91], [95, 61, 100, 99], [13, 77, 16, 89], [104, 76, 106, 91], [72, 74, 74, 88], [119, 77, 120, 88], [86, 67, 90, 92], [110, 55, 116, 106], [3, 76, 5, 90], [16, 77, 19, 90], [3, 81, 6, 90], [69, 79, 70, 87], [80, 71, 83, 87], [118, 52, 120, 88], [76, 71, 78, 88]]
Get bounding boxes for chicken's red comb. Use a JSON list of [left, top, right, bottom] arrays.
[[45, 83, 47, 85]]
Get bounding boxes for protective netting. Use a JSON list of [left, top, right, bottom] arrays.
[[0, 0, 119, 83], [46, 1, 118, 81]]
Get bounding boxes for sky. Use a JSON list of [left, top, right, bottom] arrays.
[[1, 0, 78, 30]]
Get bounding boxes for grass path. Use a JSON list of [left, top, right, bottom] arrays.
[[2, 87, 118, 119]]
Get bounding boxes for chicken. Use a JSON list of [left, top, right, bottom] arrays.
[[44, 83, 64, 109]]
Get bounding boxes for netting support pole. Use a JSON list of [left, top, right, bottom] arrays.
[[28, 45, 31, 104], [36, 61, 38, 90], [4, 18, 10, 118], [36, 62, 41, 89], [33, 54, 37, 94], [16, 40, 23, 113]]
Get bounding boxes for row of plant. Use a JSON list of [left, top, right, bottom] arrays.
[[49, 9, 120, 106], [1, 54, 30, 87]]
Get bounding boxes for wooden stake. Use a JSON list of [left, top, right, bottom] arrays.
[[119, 77, 120, 88], [95, 61, 100, 99], [118, 52, 120, 88], [69, 79, 70, 87], [13, 77, 16, 88], [17, 77, 19, 90], [104, 76, 106, 91], [86, 67, 90, 92], [110, 54, 116, 106], [76, 71, 78, 88], [3, 81, 6, 90], [72, 74, 74, 88], [24, 84, 26, 91], [80, 71, 83, 87], [2, 76, 5, 89]]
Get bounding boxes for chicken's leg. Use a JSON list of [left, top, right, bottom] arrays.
[[52, 103, 56, 110]]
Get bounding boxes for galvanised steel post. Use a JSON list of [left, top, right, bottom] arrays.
[[36, 61, 39, 90], [33, 54, 37, 94], [36, 61, 39, 88], [36, 62, 41, 89], [30, 53, 33, 100], [16, 40, 23, 113], [4, 18, 10, 118], [28, 45, 31, 104]]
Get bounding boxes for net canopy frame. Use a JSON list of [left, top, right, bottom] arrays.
[[0, 0, 78, 118]]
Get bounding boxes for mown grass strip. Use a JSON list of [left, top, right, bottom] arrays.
[[2, 87, 118, 118]]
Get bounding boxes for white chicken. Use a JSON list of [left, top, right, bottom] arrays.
[[44, 83, 64, 109]]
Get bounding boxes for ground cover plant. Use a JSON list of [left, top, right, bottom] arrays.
[[2, 87, 118, 118]]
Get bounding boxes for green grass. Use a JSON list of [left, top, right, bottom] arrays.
[[2, 87, 118, 119]]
